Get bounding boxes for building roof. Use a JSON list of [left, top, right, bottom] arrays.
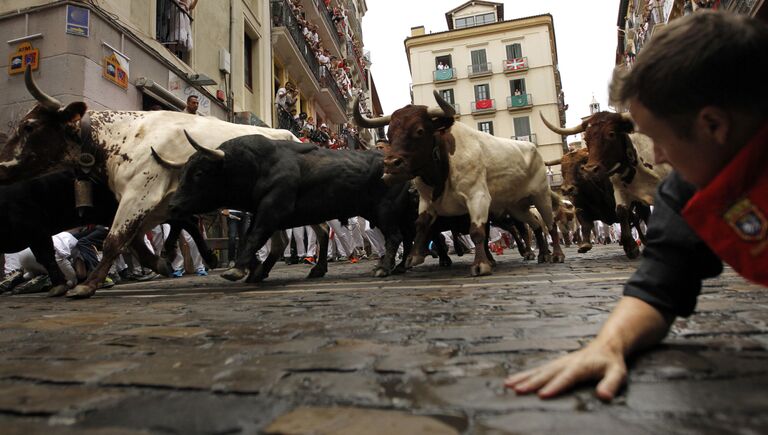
[[445, 0, 505, 30]]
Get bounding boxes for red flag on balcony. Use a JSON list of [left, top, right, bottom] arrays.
[[476, 99, 493, 110]]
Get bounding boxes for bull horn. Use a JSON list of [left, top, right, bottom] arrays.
[[540, 113, 586, 136], [352, 95, 391, 128], [545, 158, 561, 166], [151, 147, 186, 170], [184, 130, 225, 160], [427, 89, 456, 118], [24, 65, 62, 111]]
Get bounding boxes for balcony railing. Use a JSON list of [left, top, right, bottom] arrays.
[[507, 94, 533, 109], [433, 68, 456, 82], [468, 62, 492, 77], [315, 0, 345, 46], [320, 66, 348, 110], [156, 0, 193, 49], [512, 133, 537, 144], [503, 57, 528, 73], [272, 0, 321, 80], [471, 99, 495, 113], [271, 0, 347, 110]]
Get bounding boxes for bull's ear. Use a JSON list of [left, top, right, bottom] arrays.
[[58, 102, 87, 123], [619, 118, 635, 133], [432, 115, 455, 132]]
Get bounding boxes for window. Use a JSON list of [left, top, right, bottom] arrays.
[[435, 54, 452, 69], [510, 78, 526, 95], [506, 43, 523, 60], [440, 89, 455, 104], [244, 33, 254, 90], [474, 84, 490, 101], [455, 12, 496, 29], [470, 49, 488, 73], [513, 116, 531, 137], [478, 121, 494, 135]]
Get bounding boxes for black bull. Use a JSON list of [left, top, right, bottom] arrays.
[[164, 133, 417, 281], [0, 170, 215, 296]]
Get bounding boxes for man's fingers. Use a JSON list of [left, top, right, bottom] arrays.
[[504, 368, 537, 387], [595, 363, 626, 401], [537, 366, 584, 399], [512, 363, 562, 394]]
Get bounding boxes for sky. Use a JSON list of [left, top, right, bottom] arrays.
[[363, 0, 620, 129]]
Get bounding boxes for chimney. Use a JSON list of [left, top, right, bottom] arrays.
[[411, 26, 425, 36]]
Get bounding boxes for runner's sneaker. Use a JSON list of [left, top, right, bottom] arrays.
[[0, 270, 24, 294], [303, 256, 316, 265], [12, 275, 52, 294], [99, 277, 115, 289], [172, 269, 184, 278], [196, 268, 208, 276]]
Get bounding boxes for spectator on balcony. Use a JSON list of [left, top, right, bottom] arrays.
[[317, 49, 331, 66], [170, 0, 198, 54], [276, 82, 298, 112], [437, 61, 447, 70], [514, 88, 522, 96]]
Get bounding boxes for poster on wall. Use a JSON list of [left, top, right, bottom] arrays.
[[8, 42, 39, 75], [169, 71, 211, 116], [66, 5, 90, 37], [102, 53, 128, 89]]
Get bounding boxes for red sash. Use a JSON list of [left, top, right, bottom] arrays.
[[682, 123, 768, 287]]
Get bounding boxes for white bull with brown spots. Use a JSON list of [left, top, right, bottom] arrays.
[[0, 66, 298, 298]]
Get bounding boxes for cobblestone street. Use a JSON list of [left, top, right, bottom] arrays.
[[1, 244, 766, 434]]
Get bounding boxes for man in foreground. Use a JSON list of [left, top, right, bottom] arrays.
[[505, 11, 767, 401]]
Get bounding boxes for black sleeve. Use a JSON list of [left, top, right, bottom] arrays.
[[623, 172, 723, 318]]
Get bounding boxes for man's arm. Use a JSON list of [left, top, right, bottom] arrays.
[[505, 296, 670, 400]]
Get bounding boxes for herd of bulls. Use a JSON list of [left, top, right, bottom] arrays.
[[0, 65, 668, 299]]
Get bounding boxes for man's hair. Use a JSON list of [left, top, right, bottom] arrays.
[[187, 95, 199, 102], [610, 11, 768, 135]]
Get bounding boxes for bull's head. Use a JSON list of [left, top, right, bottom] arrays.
[[541, 111, 635, 180], [554, 148, 590, 198], [165, 131, 227, 219], [0, 65, 87, 183], [354, 90, 456, 186]]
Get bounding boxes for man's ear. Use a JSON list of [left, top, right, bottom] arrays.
[[696, 106, 730, 146], [58, 102, 88, 123]]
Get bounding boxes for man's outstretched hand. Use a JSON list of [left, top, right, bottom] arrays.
[[504, 296, 671, 401], [504, 341, 627, 401]]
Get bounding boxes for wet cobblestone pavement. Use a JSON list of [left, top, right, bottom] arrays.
[[1, 244, 766, 434]]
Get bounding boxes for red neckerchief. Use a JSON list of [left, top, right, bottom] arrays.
[[682, 122, 768, 287]]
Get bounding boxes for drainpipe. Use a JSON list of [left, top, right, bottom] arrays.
[[229, 0, 236, 122]]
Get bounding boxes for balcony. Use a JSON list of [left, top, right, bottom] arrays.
[[507, 94, 533, 112], [433, 68, 457, 83], [156, 0, 193, 58], [471, 99, 495, 114], [512, 133, 537, 144], [502, 57, 528, 74], [467, 62, 492, 78], [271, 0, 347, 121], [306, 0, 345, 51]]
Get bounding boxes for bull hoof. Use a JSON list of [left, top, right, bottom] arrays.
[[65, 285, 96, 299], [202, 250, 219, 269], [221, 267, 247, 281], [307, 265, 327, 279], [538, 253, 552, 264], [392, 263, 407, 275], [372, 267, 389, 278], [577, 244, 593, 253], [522, 252, 536, 261], [406, 255, 425, 268], [47, 284, 69, 298], [470, 262, 493, 277], [552, 254, 566, 263], [624, 243, 640, 260], [156, 259, 174, 277], [439, 257, 452, 268]]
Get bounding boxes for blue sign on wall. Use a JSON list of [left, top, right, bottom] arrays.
[[66, 5, 90, 37]]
